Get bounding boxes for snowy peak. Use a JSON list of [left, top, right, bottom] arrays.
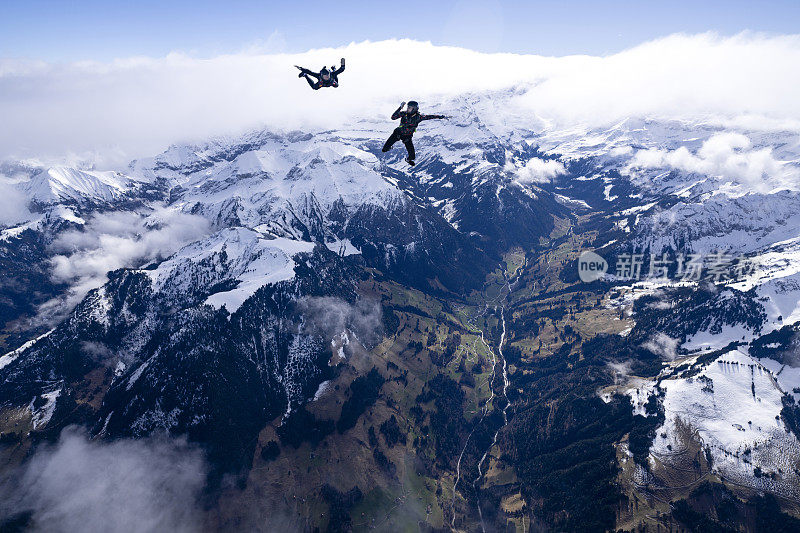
[[25, 166, 141, 205]]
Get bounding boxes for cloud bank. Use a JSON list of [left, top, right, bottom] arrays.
[[2, 33, 800, 163], [0, 429, 206, 533]]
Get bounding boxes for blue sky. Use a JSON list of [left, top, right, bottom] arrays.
[[1, 0, 799, 61]]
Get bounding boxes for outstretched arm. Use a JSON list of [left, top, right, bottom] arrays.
[[391, 102, 406, 120], [333, 58, 345, 75], [420, 114, 449, 121]]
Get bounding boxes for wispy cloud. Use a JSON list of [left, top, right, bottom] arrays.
[[642, 332, 680, 361], [39, 207, 210, 322], [297, 296, 384, 351], [606, 360, 634, 385], [0, 179, 32, 226], [0, 428, 206, 533]]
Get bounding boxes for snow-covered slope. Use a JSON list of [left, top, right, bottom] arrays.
[[148, 227, 317, 312], [631, 348, 800, 500]]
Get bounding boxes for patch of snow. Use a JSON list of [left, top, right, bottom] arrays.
[[0, 217, 42, 242], [30, 387, 62, 430], [684, 324, 751, 352], [25, 166, 140, 204], [0, 329, 55, 370], [554, 193, 591, 209], [325, 238, 361, 257], [760, 357, 800, 401], [313, 380, 332, 401], [52, 205, 85, 224], [127, 358, 152, 391]]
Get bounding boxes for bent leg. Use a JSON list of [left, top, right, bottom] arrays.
[[303, 74, 320, 90], [382, 129, 401, 152], [402, 137, 415, 160]]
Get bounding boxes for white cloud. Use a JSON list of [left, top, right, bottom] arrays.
[[297, 296, 384, 350], [42, 207, 210, 319], [642, 332, 680, 361], [0, 180, 32, 226], [606, 360, 634, 385], [0, 429, 206, 533], [514, 157, 566, 184], [2, 33, 800, 162], [519, 32, 800, 128], [630, 132, 795, 189]]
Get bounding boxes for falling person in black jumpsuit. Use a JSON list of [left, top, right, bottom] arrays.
[[296, 58, 345, 90], [382, 101, 448, 166]]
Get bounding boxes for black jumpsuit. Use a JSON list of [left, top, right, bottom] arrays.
[[299, 63, 345, 90], [382, 104, 446, 161]]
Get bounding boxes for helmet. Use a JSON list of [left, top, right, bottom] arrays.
[[407, 100, 419, 111]]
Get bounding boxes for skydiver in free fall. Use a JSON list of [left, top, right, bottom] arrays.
[[382, 101, 448, 166], [295, 58, 345, 90]]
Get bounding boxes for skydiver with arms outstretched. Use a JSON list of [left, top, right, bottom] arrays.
[[382, 101, 448, 166]]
